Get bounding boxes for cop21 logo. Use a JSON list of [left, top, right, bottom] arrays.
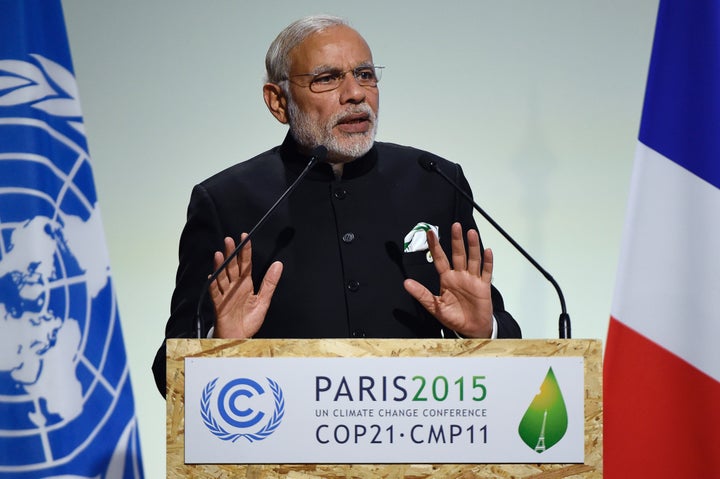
[[201, 377, 285, 443]]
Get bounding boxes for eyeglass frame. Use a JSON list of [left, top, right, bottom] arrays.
[[282, 64, 385, 93]]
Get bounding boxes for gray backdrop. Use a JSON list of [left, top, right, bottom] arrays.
[[62, 1, 658, 476]]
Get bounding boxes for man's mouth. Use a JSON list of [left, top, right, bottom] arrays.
[[336, 113, 371, 132]]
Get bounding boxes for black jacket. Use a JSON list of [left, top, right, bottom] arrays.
[[152, 135, 521, 396]]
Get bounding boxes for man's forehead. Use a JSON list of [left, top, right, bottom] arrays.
[[290, 25, 373, 73]]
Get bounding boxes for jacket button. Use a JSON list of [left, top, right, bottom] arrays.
[[342, 232, 355, 243], [333, 188, 347, 199], [347, 280, 360, 292], [352, 329, 366, 338]]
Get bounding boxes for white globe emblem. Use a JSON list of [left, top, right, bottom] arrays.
[[0, 55, 138, 476]]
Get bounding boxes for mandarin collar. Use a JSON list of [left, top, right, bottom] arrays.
[[279, 133, 378, 181]]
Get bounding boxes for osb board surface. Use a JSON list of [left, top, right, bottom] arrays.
[[167, 339, 602, 478]]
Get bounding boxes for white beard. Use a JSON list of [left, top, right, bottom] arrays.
[[287, 99, 378, 162]]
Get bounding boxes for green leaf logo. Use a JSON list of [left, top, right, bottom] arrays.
[[518, 367, 568, 452]]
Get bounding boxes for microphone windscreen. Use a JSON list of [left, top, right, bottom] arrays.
[[311, 145, 328, 161]]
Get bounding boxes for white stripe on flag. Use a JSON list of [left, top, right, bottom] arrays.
[[611, 141, 720, 382]]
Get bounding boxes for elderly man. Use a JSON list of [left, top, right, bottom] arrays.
[[152, 15, 521, 396]]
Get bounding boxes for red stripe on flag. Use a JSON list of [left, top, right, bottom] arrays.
[[604, 317, 720, 477]]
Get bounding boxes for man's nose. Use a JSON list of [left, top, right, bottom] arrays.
[[338, 72, 366, 104]]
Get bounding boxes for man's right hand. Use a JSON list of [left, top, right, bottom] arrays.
[[208, 234, 283, 338]]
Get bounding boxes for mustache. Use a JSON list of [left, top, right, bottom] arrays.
[[332, 104, 376, 126]]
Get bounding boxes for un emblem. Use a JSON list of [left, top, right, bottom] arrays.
[[201, 377, 285, 443], [0, 54, 141, 477]]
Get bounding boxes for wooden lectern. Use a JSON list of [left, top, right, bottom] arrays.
[[166, 338, 602, 478]]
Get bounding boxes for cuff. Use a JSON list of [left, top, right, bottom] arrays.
[[454, 315, 498, 339]]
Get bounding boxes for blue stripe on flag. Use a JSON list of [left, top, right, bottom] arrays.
[[638, 0, 720, 189], [0, 1, 73, 70], [0, 0, 144, 477]]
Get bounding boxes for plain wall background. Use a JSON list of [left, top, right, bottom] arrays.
[[61, 1, 658, 476]]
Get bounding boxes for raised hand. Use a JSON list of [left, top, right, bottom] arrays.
[[403, 222, 494, 338], [208, 234, 283, 338]]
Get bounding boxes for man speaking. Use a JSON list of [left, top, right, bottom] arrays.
[[152, 15, 521, 396]]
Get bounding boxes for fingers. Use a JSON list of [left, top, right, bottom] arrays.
[[466, 228, 482, 276], [256, 261, 284, 305], [403, 278, 438, 315], [427, 228, 450, 274], [238, 233, 252, 275], [222, 236, 237, 283], [450, 222, 467, 271], [223, 234, 252, 280], [482, 247, 494, 281], [213, 245, 225, 272], [212, 251, 227, 294], [431, 222, 483, 276], [212, 234, 252, 293], [208, 258, 223, 299]]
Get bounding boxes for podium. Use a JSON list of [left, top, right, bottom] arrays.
[[167, 338, 602, 478]]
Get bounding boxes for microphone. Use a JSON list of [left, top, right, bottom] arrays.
[[418, 155, 571, 339], [195, 145, 328, 338]]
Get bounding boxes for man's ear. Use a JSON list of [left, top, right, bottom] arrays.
[[263, 83, 289, 124]]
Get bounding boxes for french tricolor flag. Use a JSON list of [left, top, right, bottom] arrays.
[[604, 0, 720, 476]]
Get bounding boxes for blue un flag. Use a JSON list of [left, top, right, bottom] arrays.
[[0, 1, 145, 477]]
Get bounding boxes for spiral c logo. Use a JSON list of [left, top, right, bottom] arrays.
[[200, 377, 285, 443], [217, 378, 267, 429]]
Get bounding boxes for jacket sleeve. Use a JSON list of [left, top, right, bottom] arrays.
[[454, 163, 522, 339], [151, 184, 224, 397], [491, 286, 522, 338]]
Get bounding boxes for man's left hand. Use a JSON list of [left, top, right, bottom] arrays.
[[403, 222, 494, 338]]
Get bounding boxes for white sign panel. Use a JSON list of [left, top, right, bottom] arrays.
[[184, 356, 584, 464]]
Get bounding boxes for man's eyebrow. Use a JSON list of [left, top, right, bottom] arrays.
[[309, 61, 374, 75], [308, 64, 337, 75]]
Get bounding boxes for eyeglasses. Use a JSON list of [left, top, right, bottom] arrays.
[[285, 65, 385, 93]]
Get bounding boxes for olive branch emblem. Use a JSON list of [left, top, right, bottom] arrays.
[[200, 377, 285, 443], [0, 54, 86, 133]]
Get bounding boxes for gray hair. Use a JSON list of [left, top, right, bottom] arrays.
[[265, 15, 349, 84]]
